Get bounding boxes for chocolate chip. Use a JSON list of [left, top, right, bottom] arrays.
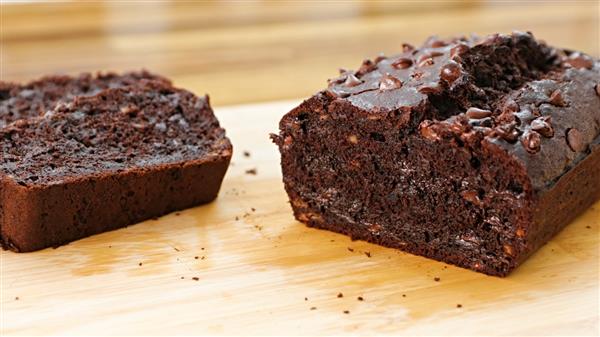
[[595, 83, 600, 97], [430, 40, 447, 48], [566, 128, 585, 152], [434, 277, 441, 282], [417, 55, 434, 67], [466, 107, 492, 119], [374, 54, 387, 63], [418, 84, 439, 94], [564, 53, 593, 69], [530, 116, 554, 138], [337, 293, 343, 298], [379, 73, 403, 91], [343, 73, 362, 87], [496, 123, 520, 143], [357, 59, 377, 75], [548, 90, 567, 107], [357, 296, 364, 301], [450, 43, 469, 59], [521, 130, 541, 154], [440, 62, 461, 84], [402, 43, 415, 53], [391, 58, 413, 69]]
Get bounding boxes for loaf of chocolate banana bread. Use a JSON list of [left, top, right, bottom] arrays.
[[1, 77, 231, 252], [273, 32, 600, 276]]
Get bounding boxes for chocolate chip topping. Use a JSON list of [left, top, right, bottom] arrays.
[[450, 43, 469, 59], [566, 128, 585, 152], [392, 58, 413, 69], [344, 73, 363, 87], [466, 107, 492, 119], [379, 74, 403, 91], [496, 122, 521, 143], [356, 59, 377, 75], [417, 55, 435, 67], [402, 43, 415, 53], [548, 90, 567, 107], [440, 62, 461, 84], [521, 130, 541, 153], [530, 116, 554, 137]]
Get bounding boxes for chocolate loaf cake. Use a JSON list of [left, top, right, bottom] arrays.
[[273, 32, 600, 276], [0, 79, 232, 252]]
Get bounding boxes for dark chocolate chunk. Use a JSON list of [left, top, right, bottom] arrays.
[[530, 116, 554, 138], [566, 128, 585, 152], [521, 130, 542, 154]]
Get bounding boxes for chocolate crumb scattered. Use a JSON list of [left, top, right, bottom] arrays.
[[310, 306, 317, 310], [181, 277, 185, 279], [15, 296, 19, 301], [357, 296, 364, 301], [457, 304, 462, 308], [337, 292, 344, 298], [172, 246, 180, 252], [138, 262, 143, 266], [365, 251, 371, 258], [305, 297, 308, 301], [343, 310, 350, 314], [235, 216, 239, 221], [586, 225, 591, 229], [251, 207, 256, 212], [245, 168, 257, 175], [402, 294, 406, 297], [347, 247, 354, 252], [194, 256, 199, 259], [434, 277, 440, 282], [243, 151, 251, 158], [192, 277, 199, 281], [201, 256, 206, 260], [175, 212, 181, 216]]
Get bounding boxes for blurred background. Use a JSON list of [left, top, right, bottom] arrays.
[[2, 0, 599, 107]]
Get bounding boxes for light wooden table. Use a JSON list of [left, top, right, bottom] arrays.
[[1, 1, 599, 336]]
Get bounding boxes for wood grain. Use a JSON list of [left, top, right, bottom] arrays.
[[1, 101, 598, 336], [2, 1, 599, 106]]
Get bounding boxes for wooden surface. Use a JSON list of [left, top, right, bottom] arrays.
[[1, 100, 599, 336], [1, 1, 600, 335], [1, 1, 599, 107]]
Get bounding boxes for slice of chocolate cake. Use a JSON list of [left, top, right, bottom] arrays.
[[273, 32, 600, 276], [0, 80, 232, 252], [0, 70, 168, 127]]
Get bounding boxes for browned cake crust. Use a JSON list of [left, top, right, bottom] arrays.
[[0, 75, 232, 252], [273, 32, 600, 276]]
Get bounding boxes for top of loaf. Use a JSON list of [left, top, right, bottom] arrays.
[[0, 70, 169, 127], [323, 32, 600, 190], [0, 80, 231, 186]]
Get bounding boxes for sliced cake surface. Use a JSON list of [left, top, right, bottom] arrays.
[[0, 77, 231, 252], [273, 32, 600, 276], [0, 70, 168, 127]]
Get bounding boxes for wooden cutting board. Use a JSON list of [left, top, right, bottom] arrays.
[[1, 100, 598, 336]]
